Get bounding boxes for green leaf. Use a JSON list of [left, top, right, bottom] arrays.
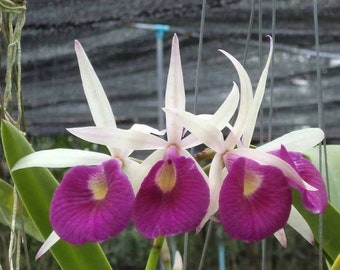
[[305, 145, 340, 212], [292, 191, 340, 264], [0, 178, 43, 242], [1, 120, 112, 270], [293, 145, 340, 265]]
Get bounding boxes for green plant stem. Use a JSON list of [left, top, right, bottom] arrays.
[[145, 236, 165, 270]]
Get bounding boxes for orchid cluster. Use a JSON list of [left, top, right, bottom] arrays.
[[13, 34, 327, 258]]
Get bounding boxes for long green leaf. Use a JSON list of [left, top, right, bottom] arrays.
[[305, 145, 340, 212], [0, 178, 43, 241], [293, 191, 340, 264], [1, 120, 112, 270]]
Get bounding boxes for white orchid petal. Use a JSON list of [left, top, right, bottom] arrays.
[[119, 149, 134, 158], [68, 127, 167, 151], [173, 251, 183, 270], [74, 41, 116, 128], [259, 128, 325, 152], [131, 123, 166, 136], [165, 34, 186, 144], [287, 206, 314, 244], [210, 82, 240, 130], [180, 134, 202, 149], [122, 158, 143, 194], [218, 49, 253, 150], [181, 92, 237, 148], [138, 149, 167, 182], [35, 231, 60, 260], [12, 149, 112, 171], [196, 114, 213, 120], [242, 37, 274, 147], [164, 108, 225, 153], [274, 229, 287, 247], [197, 153, 224, 232], [231, 148, 317, 191]]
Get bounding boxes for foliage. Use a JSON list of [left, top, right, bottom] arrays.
[[1, 120, 112, 270]]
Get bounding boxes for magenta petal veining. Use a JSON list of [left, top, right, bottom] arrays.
[[270, 145, 327, 213], [219, 157, 292, 242], [50, 159, 135, 245], [133, 146, 210, 238]]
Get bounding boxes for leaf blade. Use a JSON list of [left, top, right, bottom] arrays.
[[1, 120, 112, 270]]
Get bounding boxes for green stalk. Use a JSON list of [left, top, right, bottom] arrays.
[[145, 236, 165, 270]]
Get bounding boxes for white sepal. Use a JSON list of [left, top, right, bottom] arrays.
[[122, 158, 143, 194], [131, 123, 166, 136], [173, 251, 183, 270], [274, 229, 287, 247], [287, 206, 314, 244], [165, 34, 186, 144], [35, 231, 60, 260], [197, 153, 224, 232], [68, 127, 167, 150], [218, 49, 253, 151], [209, 82, 240, 130], [12, 149, 112, 171], [258, 128, 325, 152], [164, 108, 225, 153], [242, 37, 273, 147], [74, 40, 116, 128]]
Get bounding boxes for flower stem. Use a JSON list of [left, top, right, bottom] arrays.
[[145, 236, 165, 270]]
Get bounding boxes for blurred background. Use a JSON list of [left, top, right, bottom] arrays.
[[19, 0, 340, 142]]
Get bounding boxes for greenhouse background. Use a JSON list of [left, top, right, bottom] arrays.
[[0, 0, 339, 269], [20, 0, 340, 141]]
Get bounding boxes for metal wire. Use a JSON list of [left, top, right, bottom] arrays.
[[197, 221, 213, 270], [268, 0, 276, 142], [242, 0, 256, 66], [312, 1, 326, 269], [184, 0, 207, 269]]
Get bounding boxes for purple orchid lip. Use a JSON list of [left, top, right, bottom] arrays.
[[270, 145, 328, 214], [133, 146, 210, 238], [219, 157, 292, 242], [50, 159, 135, 245]]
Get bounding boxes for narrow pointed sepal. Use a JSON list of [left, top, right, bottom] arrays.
[[12, 149, 112, 171], [74, 40, 116, 128], [219, 157, 292, 242], [164, 108, 225, 153], [287, 206, 314, 244], [68, 126, 167, 150], [133, 146, 209, 238], [258, 128, 325, 153], [165, 34, 186, 144], [35, 231, 60, 260], [241, 37, 273, 147], [218, 48, 253, 150], [50, 159, 134, 244]]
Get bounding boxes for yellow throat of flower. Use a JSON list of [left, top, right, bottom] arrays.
[[88, 174, 108, 200], [156, 160, 176, 193], [243, 172, 262, 196]]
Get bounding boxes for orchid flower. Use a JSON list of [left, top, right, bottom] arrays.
[[165, 37, 327, 245], [68, 35, 223, 238], [12, 40, 157, 255]]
